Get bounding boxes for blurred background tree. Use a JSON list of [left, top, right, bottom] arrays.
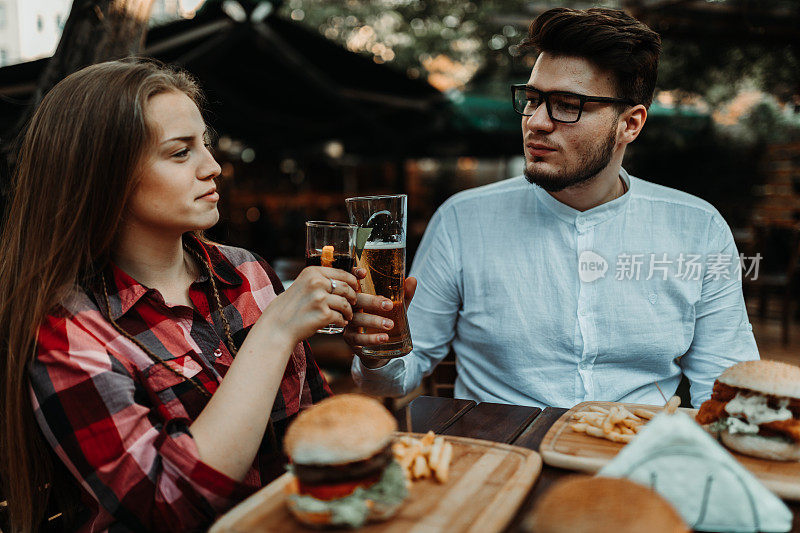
[[277, 0, 799, 104], [0, 0, 156, 211]]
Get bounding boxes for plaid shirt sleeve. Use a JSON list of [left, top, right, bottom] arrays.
[[250, 252, 332, 406], [30, 309, 256, 532]]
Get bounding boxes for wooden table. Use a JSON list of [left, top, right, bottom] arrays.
[[398, 395, 800, 533]]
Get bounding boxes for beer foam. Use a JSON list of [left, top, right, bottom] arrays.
[[364, 241, 405, 249]]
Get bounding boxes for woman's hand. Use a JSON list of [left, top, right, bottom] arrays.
[[192, 266, 357, 482], [344, 274, 416, 367], [258, 266, 359, 345]]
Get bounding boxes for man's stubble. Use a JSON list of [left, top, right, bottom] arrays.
[[524, 120, 618, 193]]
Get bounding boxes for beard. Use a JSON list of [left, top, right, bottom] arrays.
[[524, 124, 617, 193]]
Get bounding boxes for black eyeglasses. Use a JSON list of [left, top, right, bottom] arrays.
[[511, 84, 635, 124]]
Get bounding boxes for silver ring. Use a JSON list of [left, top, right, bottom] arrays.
[[329, 278, 337, 293]]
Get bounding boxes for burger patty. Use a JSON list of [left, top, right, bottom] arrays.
[[293, 446, 393, 486], [695, 382, 800, 443], [761, 419, 800, 443], [708, 382, 800, 415], [696, 398, 728, 425]]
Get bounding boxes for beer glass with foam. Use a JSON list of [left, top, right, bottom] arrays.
[[345, 194, 412, 358]]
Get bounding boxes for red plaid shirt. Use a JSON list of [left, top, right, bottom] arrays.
[[29, 236, 331, 532]]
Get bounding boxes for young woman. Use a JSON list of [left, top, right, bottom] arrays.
[[0, 60, 399, 532]]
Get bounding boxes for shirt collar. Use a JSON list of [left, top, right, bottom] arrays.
[[533, 167, 632, 231], [96, 234, 243, 321], [185, 234, 243, 287]]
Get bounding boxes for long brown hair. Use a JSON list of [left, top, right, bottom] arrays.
[[0, 59, 203, 532]]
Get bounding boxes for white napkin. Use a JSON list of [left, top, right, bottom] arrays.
[[598, 411, 792, 532]]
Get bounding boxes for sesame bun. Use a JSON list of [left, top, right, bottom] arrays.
[[284, 394, 397, 465], [718, 360, 800, 399], [720, 431, 800, 462], [523, 476, 689, 533]]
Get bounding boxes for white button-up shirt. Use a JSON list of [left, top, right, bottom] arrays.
[[352, 170, 759, 408]]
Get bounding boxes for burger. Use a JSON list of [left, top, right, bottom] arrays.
[[695, 360, 800, 461], [523, 476, 689, 533], [282, 394, 408, 528]]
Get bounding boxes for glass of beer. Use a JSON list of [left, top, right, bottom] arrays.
[[305, 221, 357, 334], [345, 194, 412, 358]]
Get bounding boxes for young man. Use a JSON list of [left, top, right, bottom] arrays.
[[347, 8, 759, 408]]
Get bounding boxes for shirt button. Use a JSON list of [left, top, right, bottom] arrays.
[[213, 349, 223, 358]]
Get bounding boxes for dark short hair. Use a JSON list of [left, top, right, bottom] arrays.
[[521, 8, 661, 109]]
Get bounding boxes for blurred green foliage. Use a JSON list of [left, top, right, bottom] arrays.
[[658, 40, 800, 106], [277, 0, 521, 85], [276, 1, 798, 105]]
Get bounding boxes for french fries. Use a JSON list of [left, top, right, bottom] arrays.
[[411, 454, 430, 479], [392, 431, 453, 484], [569, 397, 682, 444], [435, 439, 453, 483], [571, 405, 652, 444], [665, 395, 681, 415]]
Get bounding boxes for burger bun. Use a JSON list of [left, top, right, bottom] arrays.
[[720, 431, 800, 461], [284, 394, 397, 465], [718, 360, 800, 399], [523, 476, 689, 533]]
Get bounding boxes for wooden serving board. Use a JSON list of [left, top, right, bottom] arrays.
[[540, 401, 800, 501], [210, 433, 542, 533]]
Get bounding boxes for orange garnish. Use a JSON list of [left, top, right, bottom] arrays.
[[321, 245, 335, 267]]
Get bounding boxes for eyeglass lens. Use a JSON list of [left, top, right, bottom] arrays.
[[514, 88, 582, 122]]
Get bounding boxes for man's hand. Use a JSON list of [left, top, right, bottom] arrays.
[[344, 273, 417, 369]]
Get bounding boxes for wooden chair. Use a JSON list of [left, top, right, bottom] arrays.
[[0, 497, 73, 532], [425, 350, 457, 398], [1, 488, 7, 533], [0, 466, 81, 532], [744, 222, 800, 345]]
